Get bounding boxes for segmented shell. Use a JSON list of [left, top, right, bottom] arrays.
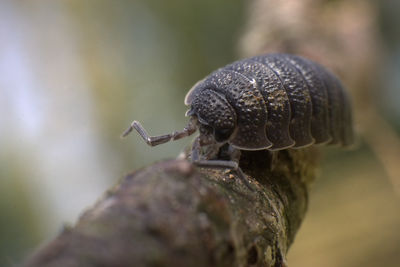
[[185, 53, 354, 150]]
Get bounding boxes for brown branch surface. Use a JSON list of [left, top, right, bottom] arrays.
[[24, 148, 318, 267]]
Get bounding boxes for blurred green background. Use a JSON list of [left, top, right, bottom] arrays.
[[0, 0, 399, 266]]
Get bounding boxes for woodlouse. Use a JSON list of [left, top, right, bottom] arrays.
[[123, 53, 354, 187]]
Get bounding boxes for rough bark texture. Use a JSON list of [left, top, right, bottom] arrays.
[[24, 147, 318, 267]]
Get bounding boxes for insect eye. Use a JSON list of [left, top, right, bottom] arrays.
[[214, 128, 233, 143]]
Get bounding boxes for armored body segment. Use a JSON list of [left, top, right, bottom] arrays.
[[252, 54, 314, 148], [328, 74, 354, 146], [225, 60, 294, 150], [194, 69, 272, 149], [282, 54, 332, 144], [310, 65, 342, 144], [185, 79, 205, 106]]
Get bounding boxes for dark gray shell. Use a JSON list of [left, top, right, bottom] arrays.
[[185, 53, 354, 150]]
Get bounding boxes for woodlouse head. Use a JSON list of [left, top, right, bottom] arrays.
[[186, 89, 237, 145]]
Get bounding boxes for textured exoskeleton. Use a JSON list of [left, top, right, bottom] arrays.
[[123, 53, 354, 188]]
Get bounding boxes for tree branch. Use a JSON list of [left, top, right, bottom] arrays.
[[24, 148, 318, 267]]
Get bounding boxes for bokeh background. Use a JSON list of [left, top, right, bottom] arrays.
[[0, 0, 399, 266]]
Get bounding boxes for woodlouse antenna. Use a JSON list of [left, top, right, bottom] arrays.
[[122, 118, 197, 147]]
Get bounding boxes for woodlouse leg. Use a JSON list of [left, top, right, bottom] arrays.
[[191, 137, 201, 162], [193, 159, 254, 191], [191, 139, 253, 190], [122, 118, 197, 146]]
